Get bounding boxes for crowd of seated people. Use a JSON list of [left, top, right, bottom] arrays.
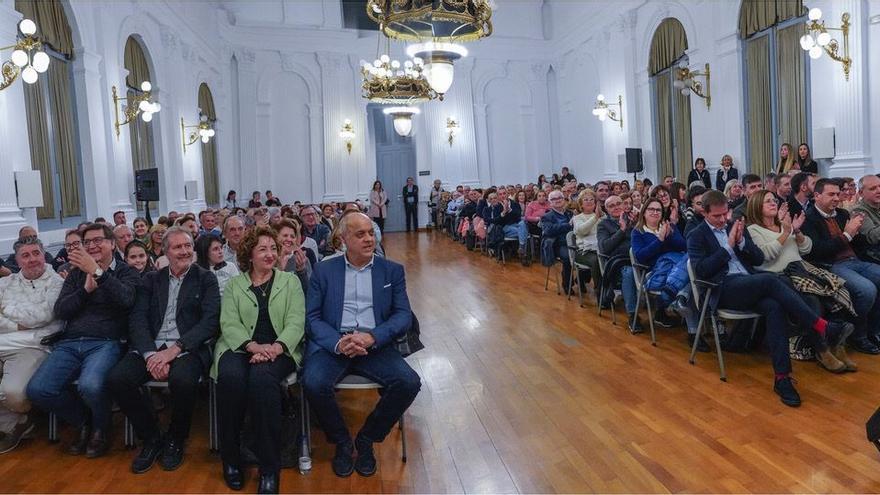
[[0, 197, 419, 493], [435, 161, 880, 408]]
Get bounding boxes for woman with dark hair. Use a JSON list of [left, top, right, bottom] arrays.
[[368, 180, 388, 233], [551, 173, 562, 187], [649, 184, 681, 231], [687, 157, 712, 189], [194, 235, 239, 296], [248, 191, 262, 209], [225, 190, 238, 210], [275, 218, 314, 295], [213, 226, 305, 493], [797, 143, 818, 174], [537, 174, 547, 189], [124, 240, 154, 276], [515, 191, 528, 213]]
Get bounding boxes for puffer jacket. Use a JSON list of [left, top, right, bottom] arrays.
[[0, 264, 64, 351]]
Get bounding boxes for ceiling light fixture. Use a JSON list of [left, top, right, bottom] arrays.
[[406, 42, 467, 99], [366, 0, 493, 43], [181, 114, 216, 154], [801, 8, 852, 80], [592, 94, 623, 129], [112, 81, 161, 138], [384, 106, 420, 137], [0, 18, 50, 91]]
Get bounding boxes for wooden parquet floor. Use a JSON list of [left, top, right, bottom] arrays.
[[3, 231, 880, 493]]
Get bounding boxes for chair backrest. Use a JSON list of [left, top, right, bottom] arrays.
[[565, 231, 577, 264], [686, 259, 702, 309], [629, 248, 644, 290], [596, 244, 608, 276]]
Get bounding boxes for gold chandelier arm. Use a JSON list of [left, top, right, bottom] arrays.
[[0, 61, 20, 91]]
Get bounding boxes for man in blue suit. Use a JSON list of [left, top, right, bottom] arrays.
[[688, 191, 852, 407], [303, 212, 420, 478]]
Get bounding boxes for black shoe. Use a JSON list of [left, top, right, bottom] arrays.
[[848, 336, 880, 355], [867, 333, 880, 348], [825, 321, 854, 348], [628, 313, 643, 334], [160, 437, 184, 471], [67, 424, 90, 456], [773, 377, 802, 407], [257, 471, 279, 494], [222, 462, 244, 491], [85, 429, 110, 458], [332, 441, 354, 478], [131, 437, 163, 474], [354, 435, 377, 477], [688, 334, 710, 353], [653, 310, 676, 328]]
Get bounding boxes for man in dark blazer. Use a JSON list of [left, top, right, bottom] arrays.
[[688, 191, 851, 407], [303, 212, 420, 478], [402, 177, 419, 232], [106, 227, 220, 473], [801, 178, 880, 354]]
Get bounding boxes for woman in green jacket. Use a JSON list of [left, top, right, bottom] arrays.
[[213, 226, 305, 493]]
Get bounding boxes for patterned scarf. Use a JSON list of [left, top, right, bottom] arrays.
[[783, 260, 856, 318]]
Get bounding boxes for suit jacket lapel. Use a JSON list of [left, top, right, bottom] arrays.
[[371, 258, 384, 324], [158, 268, 170, 327], [330, 257, 346, 330]]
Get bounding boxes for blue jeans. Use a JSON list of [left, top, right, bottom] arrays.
[[517, 220, 529, 247], [831, 258, 880, 339], [621, 266, 637, 314], [501, 224, 520, 244], [26, 338, 122, 431], [302, 346, 420, 445]]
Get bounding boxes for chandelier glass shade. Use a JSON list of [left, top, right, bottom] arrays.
[[383, 106, 421, 137], [406, 42, 467, 98], [366, 0, 493, 43], [1, 18, 50, 92]]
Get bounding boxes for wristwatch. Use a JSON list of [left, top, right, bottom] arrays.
[[93, 267, 104, 278]]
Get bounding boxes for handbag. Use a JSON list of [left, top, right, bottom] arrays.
[[396, 311, 424, 357]]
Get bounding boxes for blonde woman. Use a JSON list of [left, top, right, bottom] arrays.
[[776, 143, 798, 174], [572, 189, 603, 291]]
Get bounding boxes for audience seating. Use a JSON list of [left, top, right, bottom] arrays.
[[565, 232, 591, 308], [629, 248, 660, 346]]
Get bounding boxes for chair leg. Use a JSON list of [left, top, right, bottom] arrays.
[[567, 266, 575, 301], [690, 288, 712, 364], [48, 412, 58, 443], [555, 267, 561, 295], [209, 380, 218, 452], [610, 295, 617, 325], [125, 416, 135, 448], [644, 290, 657, 346], [399, 415, 407, 463], [298, 384, 312, 474], [710, 314, 727, 382]]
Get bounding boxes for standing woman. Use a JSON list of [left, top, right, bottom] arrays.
[[797, 143, 818, 174], [368, 180, 388, 233], [716, 154, 739, 191], [194, 235, 239, 296], [776, 143, 797, 174], [537, 174, 547, 190], [225, 190, 238, 210], [687, 158, 712, 189], [213, 226, 305, 493]]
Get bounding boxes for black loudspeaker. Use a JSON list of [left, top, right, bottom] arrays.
[[625, 148, 644, 174], [135, 168, 159, 202]]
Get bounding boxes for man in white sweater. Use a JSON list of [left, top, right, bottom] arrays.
[[0, 237, 64, 453]]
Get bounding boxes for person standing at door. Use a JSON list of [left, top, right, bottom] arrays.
[[368, 181, 388, 234], [402, 177, 419, 232]]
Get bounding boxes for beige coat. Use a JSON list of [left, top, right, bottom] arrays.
[[368, 190, 387, 219]]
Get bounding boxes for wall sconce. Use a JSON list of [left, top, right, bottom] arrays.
[[383, 106, 420, 137], [0, 19, 50, 91], [339, 119, 355, 154], [592, 94, 623, 128], [446, 117, 460, 146], [112, 81, 161, 138], [674, 62, 711, 109], [181, 115, 216, 154], [801, 8, 851, 81]]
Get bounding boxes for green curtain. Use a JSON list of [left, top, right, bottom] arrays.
[[673, 86, 693, 181], [739, 0, 805, 38], [23, 80, 55, 219], [198, 83, 219, 206], [14, 0, 73, 57], [198, 83, 216, 120], [128, 91, 155, 172], [746, 36, 773, 176], [654, 74, 674, 180], [776, 23, 808, 151], [47, 58, 80, 216], [649, 18, 688, 76], [124, 36, 151, 89]]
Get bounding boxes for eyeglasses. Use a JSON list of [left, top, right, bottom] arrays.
[[82, 237, 108, 247], [693, 200, 703, 206], [645, 207, 663, 213], [549, 196, 564, 201], [64, 241, 82, 250]]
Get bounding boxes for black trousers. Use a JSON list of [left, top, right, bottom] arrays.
[[404, 204, 418, 231], [106, 351, 203, 442], [373, 217, 385, 233], [216, 351, 296, 473]]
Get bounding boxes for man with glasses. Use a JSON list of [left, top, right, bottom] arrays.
[[302, 206, 332, 256], [27, 223, 139, 458], [0, 237, 64, 454], [541, 192, 574, 292], [597, 195, 641, 332]]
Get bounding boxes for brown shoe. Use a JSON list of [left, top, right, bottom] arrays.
[[85, 429, 110, 458], [832, 344, 858, 372], [816, 348, 846, 374], [67, 424, 90, 456]]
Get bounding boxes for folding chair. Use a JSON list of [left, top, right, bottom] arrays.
[[629, 248, 661, 345], [596, 251, 622, 325], [686, 260, 761, 381], [565, 232, 591, 307], [498, 237, 519, 265], [117, 378, 214, 450]]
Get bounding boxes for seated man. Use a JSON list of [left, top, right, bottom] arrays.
[[801, 178, 880, 354], [106, 227, 219, 473], [0, 237, 64, 454], [26, 223, 139, 458], [787, 172, 816, 217], [222, 215, 246, 264], [688, 191, 852, 407], [301, 206, 333, 256], [597, 195, 640, 332], [853, 174, 880, 264], [4, 226, 55, 273], [541, 190, 574, 290], [683, 185, 707, 237], [303, 212, 420, 478], [731, 173, 763, 222]]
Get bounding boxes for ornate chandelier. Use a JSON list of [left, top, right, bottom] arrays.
[[360, 53, 436, 104], [366, 0, 493, 43]]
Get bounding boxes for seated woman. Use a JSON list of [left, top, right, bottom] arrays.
[[744, 190, 856, 373], [631, 197, 687, 329], [194, 235, 240, 297], [572, 189, 603, 292], [724, 179, 745, 210], [648, 184, 683, 233], [146, 224, 166, 263], [275, 218, 313, 294], [124, 240, 155, 276], [132, 217, 150, 244], [213, 226, 305, 493]]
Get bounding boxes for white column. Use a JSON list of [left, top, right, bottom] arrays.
[[235, 49, 259, 198], [71, 47, 111, 221]]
